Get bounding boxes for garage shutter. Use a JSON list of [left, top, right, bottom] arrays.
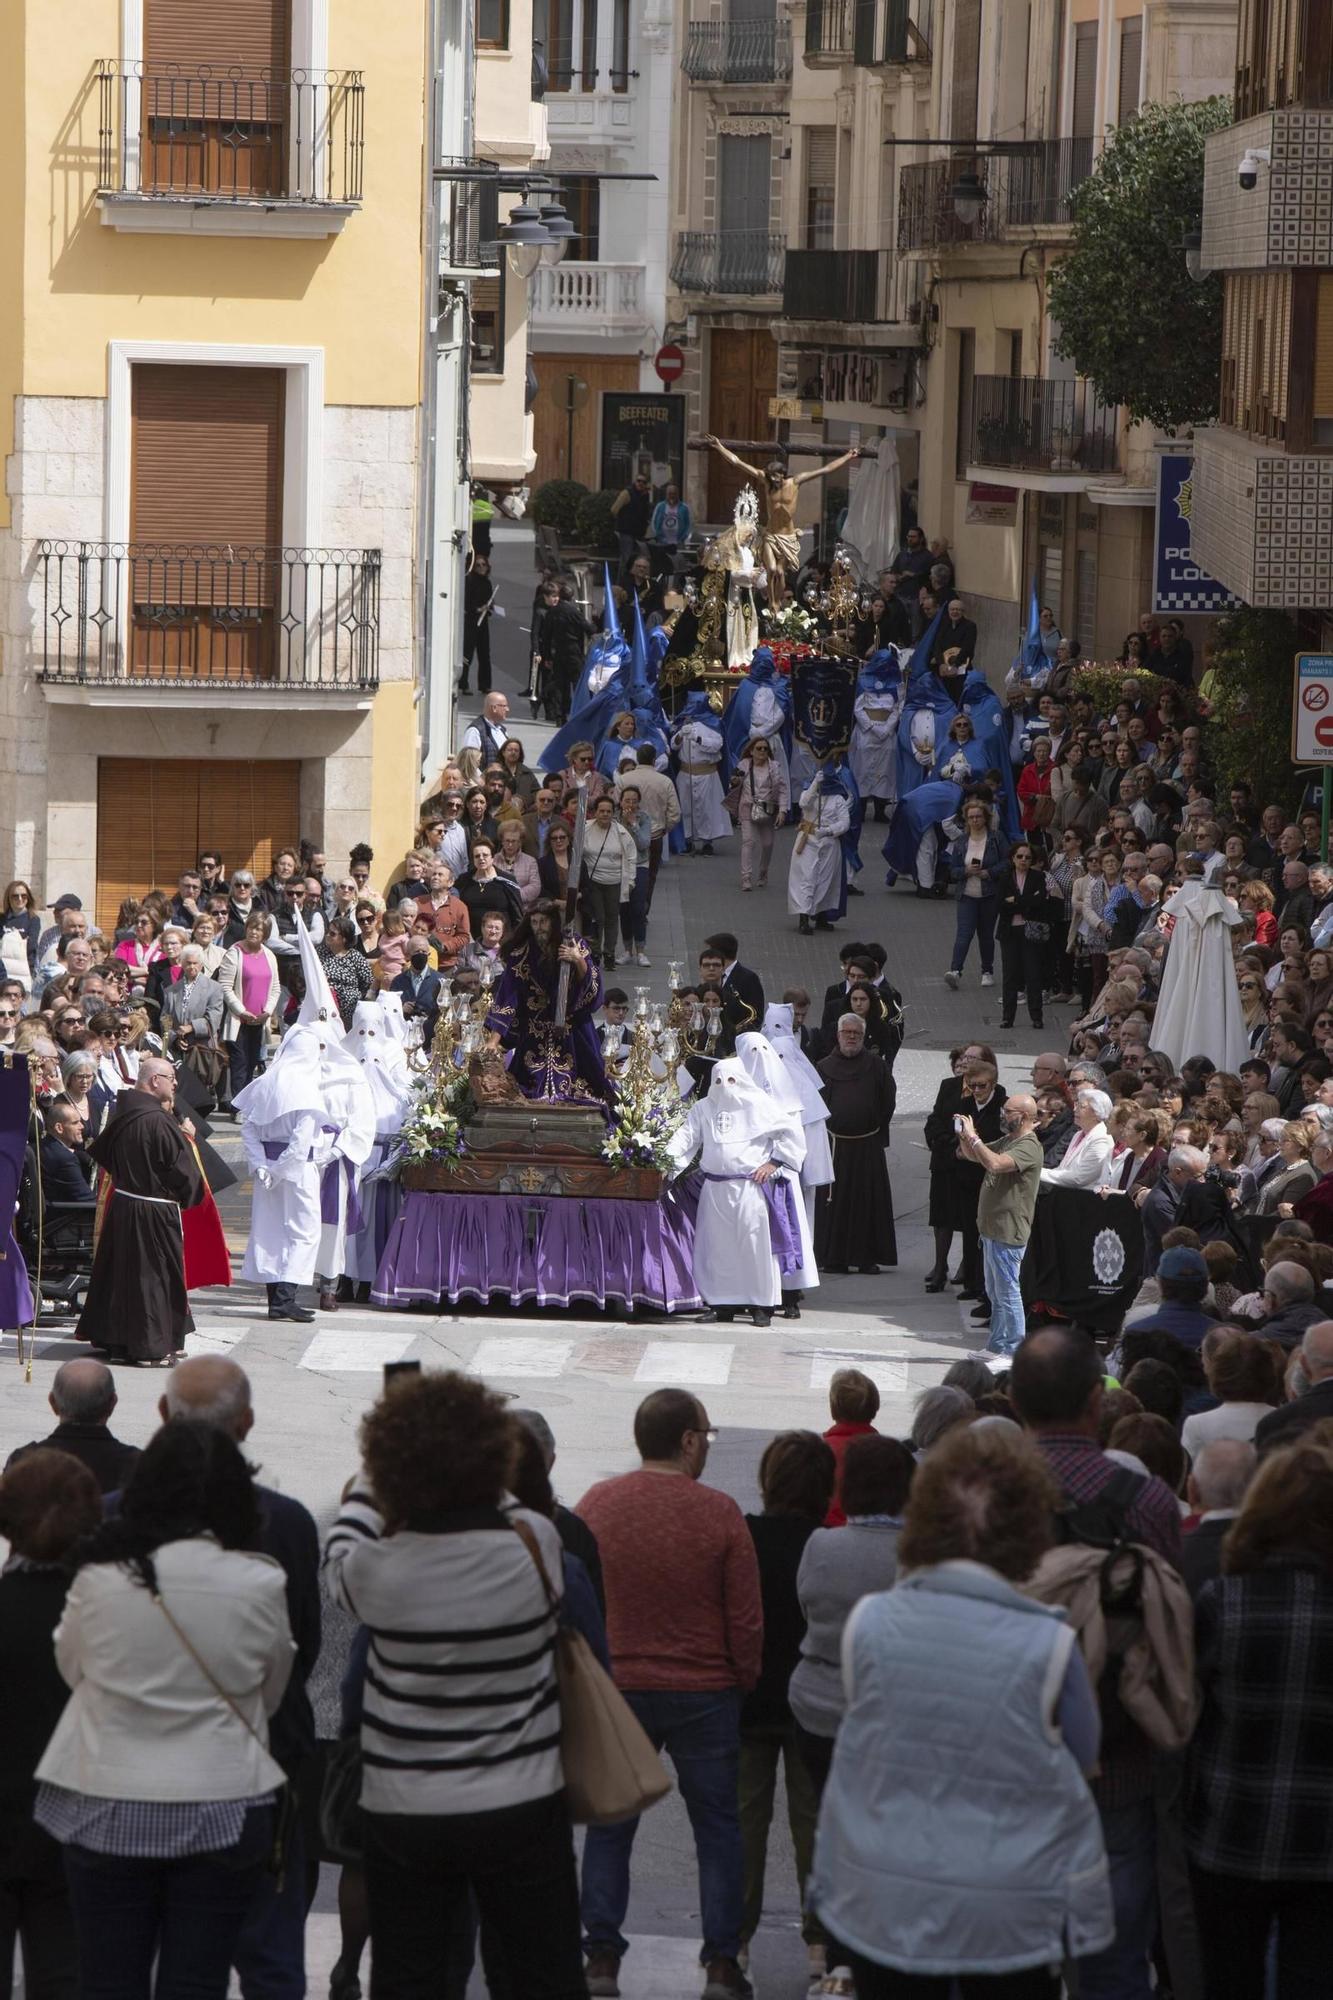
[[96, 759, 301, 933], [143, 0, 292, 74]]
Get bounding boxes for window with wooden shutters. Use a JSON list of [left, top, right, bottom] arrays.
[[1314, 275, 1333, 439], [805, 128, 837, 250], [1071, 22, 1098, 138], [1117, 18, 1142, 125], [96, 759, 301, 934], [471, 278, 506, 374], [950, 0, 981, 144], [141, 0, 292, 196], [130, 364, 285, 678]]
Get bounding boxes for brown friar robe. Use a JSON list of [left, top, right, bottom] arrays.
[[75, 1090, 205, 1362]]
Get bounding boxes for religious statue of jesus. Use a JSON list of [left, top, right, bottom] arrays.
[[484, 899, 611, 1109], [702, 436, 861, 602]]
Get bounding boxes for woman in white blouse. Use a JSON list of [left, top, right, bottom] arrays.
[[1040, 1087, 1117, 1189], [35, 1422, 293, 2000]]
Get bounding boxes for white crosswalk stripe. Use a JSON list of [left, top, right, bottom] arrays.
[[808, 1348, 910, 1394], [469, 1335, 574, 1378], [298, 1329, 421, 1373], [634, 1339, 735, 1386]]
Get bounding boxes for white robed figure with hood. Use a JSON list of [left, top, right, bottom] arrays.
[[1150, 859, 1250, 1073], [342, 998, 415, 1291], [760, 1000, 834, 1207], [668, 1054, 805, 1325], [736, 1029, 822, 1305], [233, 921, 375, 1318]]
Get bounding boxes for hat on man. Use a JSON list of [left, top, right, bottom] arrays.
[[1158, 1247, 1208, 1286]]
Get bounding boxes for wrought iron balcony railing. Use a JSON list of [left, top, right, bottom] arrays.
[[782, 248, 924, 327], [1003, 136, 1094, 228], [37, 543, 381, 691], [96, 61, 364, 205], [968, 378, 1121, 476], [898, 158, 1000, 250], [682, 19, 792, 83], [805, 0, 853, 60], [854, 0, 932, 65], [440, 170, 503, 273], [670, 230, 786, 295]]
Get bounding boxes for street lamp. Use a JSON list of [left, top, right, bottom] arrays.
[[1182, 223, 1205, 284], [499, 199, 550, 279], [950, 169, 987, 227], [537, 200, 577, 267]]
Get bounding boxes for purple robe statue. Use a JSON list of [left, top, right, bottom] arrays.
[[485, 933, 611, 1109]]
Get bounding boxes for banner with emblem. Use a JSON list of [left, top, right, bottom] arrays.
[[1153, 453, 1241, 617], [1020, 1187, 1144, 1333], [790, 655, 858, 762]]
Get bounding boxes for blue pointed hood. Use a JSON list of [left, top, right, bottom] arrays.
[[603, 562, 622, 646]]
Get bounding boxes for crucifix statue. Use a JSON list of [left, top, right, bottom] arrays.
[[701, 435, 860, 603]]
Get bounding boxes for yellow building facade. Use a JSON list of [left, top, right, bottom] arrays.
[[0, 0, 428, 923]]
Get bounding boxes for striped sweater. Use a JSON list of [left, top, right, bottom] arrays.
[[323, 1492, 565, 1816]]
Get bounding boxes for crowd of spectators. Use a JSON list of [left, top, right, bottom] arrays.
[[4, 1339, 1332, 2000]]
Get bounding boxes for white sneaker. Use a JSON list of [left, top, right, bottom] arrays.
[[980, 972, 994, 987], [636, 950, 651, 966], [944, 969, 960, 990]]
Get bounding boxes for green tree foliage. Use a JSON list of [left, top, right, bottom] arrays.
[[1047, 98, 1232, 430], [1204, 607, 1303, 810], [575, 488, 619, 554], [529, 479, 588, 537]]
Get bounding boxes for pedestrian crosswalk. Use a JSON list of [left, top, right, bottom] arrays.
[[0, 1315, 955, 1399]]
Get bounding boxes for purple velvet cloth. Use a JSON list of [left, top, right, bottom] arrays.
[[0, 1064, 34, 1328], [0, 1229, 35, 1328], [372, 1188, 701, 1312], [702, 1169, 805, 1278]]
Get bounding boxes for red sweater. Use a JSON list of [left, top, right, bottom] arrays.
[[822, 1419, 878, 1527], [576, 1469, 763, 1691]]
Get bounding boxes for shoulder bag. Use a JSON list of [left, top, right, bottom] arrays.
[[511, 1518, 672, 1827], [152, 1587, 298, 1889]]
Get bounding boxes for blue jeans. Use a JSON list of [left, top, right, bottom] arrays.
[[1077, 1797, 1157, 2000], [982, 1237, 1026, 1355], [581, 1689, 743, 1966], [62, 1805, 274, 2000], [950, 893, 997, 975], [619, 867, 649, 949]]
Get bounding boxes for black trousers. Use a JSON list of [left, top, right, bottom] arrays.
[[363, 1792, 585, 2000], [1000, 931, 1045, 1027], [0, 1863, 78, 2000], [1190, 1867, 1333, 2000], [462, 619, 491, 692], [846, 1963, 1058, 1999]]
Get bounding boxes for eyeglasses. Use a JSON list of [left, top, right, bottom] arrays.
[[0, 1009, 15, 1022], [686, 1427, 718, 1444]]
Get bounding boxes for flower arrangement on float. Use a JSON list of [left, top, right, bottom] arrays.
[[598, 984, 686, 1173], [762, 601, 819, 643]]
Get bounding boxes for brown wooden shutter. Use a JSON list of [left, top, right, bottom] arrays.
[[1314, 275, 1333, 417], [1117, 18, 1142, 124], [131, 365, 285, 550], [143, 0, 292, 74], [950, 0, 981, 144], [96, 758, 301, 932], [1072, 23, 1099, 139]]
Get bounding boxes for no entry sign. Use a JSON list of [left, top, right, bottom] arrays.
[[654, 344, 685, 385], [1293, 654, 1333, 763]]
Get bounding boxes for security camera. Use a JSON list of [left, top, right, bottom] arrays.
[[1238, 146, 1271, 191]]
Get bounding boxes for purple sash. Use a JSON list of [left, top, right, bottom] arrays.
[[260, 1132, 363, 1235], [702, 1170, 804, 1277]]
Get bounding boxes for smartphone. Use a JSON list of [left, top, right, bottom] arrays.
[[953, 1115, 965, 1134], [384, 1360, 421, 1389]]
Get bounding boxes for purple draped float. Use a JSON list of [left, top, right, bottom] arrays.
[[372, 1189, 701, 1313], [0, 1062, 35, 1329]]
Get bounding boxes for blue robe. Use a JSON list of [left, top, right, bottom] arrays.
[[884, 780, 963, 876], [722, 650, 794, 768]]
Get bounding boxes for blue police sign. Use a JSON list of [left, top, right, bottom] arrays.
[[1153, 453, 1240, 617]]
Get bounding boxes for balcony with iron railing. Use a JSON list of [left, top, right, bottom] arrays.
[[898, 139, 1094, 250], [439, 168, 502, 274], [968, 378, 1121, 477], [854, 0, 932, 65], [671, 229, 786, 295], [682, 18, 793, 83], [805, 0, 853, 62], [95, 62, 364, 229], [36, 544, 381, 695], [530, 261, 648, 333], [781, 247, 923, 328]]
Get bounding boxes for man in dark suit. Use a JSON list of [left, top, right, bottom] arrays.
[[5, 1358, 139, 1494], [157, 1357, 321, 1984], [930, 596, 978, 671], [951, 1058, 1007, 1311], [699, 934, 764, 1056], [392, 948, 443, 1041], [1180, 1440, 1255, 1598], [1255, 1321, 1333, 1454], [40, 1098, 95, 1206], [819, 945, 877, 1032]]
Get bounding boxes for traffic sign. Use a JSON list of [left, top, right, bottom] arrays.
[[654, 344, 685, 385], [1293, 654, 1333, 763]]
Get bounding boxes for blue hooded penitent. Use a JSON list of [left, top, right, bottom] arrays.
[[894, 608, 953, 804], [960, 670, 1021, 840], [722, 646, 793, 768], [858, 648, 903, 699], [883, 779, 963, 876]]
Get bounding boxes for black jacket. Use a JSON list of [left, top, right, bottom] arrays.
[[721, 961, 765, 1046], [951, 1084, 1008, 1200], [999, 867, 1053, 933], [931, 615, 977, 668], [6, 1420, 139, 1495], [39, 1136, 95, 1206], [1181, 1517, 1233, 1600], [742, 1513, 819, 1731], [1255, 1375, 1333, 1454], [0, 1568, 75, 1874], [391, 966, 443, 1035], [545, 600, 593, 673]]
